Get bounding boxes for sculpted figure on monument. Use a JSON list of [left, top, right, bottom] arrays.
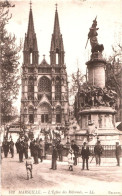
[[86, 17, 104, 54], [79, 85, 117, 109]]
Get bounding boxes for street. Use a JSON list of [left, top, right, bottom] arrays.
[[1, 152, 122, 196]]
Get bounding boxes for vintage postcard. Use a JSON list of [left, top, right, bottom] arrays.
[[1, 0, 122, 196]]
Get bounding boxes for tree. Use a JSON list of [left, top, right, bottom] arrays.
[[106, 44, 122, 96], [0, 1, 21, 125], [69, 68, 86, 119], [106, 44, 122, 121], [69, 68, 86, 98]]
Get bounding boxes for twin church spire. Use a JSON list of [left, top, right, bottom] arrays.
[[23, 2, 38, 64], [23, 3, 64, 66]]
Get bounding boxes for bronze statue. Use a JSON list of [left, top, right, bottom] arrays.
[[85, 17, 104, 54]]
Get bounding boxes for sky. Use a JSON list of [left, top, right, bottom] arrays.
[[6, 0, 122, 110]]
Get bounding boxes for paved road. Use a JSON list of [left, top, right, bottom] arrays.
[[1, 153, 122, 196]]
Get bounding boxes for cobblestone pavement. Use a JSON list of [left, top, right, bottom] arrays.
[[1, 153, 122, 196]]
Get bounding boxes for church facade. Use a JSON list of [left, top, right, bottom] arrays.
[[20, 6, 69, 129]]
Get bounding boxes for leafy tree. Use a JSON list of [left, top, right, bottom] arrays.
[[106, 44, 122, 96], [0, 1, 21, 125], [106, 44, 122, 121]]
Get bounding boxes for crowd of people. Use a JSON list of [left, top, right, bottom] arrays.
[[1, 134, 121, 180], [15, 135, 46, 163]]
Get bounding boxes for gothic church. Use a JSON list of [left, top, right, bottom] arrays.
[[20, 5, 69, 129]]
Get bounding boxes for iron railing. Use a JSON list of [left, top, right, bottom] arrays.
[[46, 145, 122, 158]]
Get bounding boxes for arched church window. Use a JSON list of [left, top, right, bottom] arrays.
[[30, 53, 32, 64], [28, 106, 34, 123], [56, 53, 58, 64], [55, 76, 61, 100], [28, 76, 34, 100], [56, 48, 59, 64], [56, 107, 61, 123], [28, 76, 34, 92], [38, 76, 51, 93]]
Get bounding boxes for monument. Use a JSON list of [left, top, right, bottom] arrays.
[[77, 18, 120, 145]]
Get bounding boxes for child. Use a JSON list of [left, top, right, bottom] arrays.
[[25, 155, 33, 180], [67, 149, 75, 171]]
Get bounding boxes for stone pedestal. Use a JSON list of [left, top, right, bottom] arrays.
[[86, 58, 106, 88], [79, 106, 120, 145]]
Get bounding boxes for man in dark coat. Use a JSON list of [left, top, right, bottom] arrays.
[[71, 140, 79, 165], [9, 139, 14, 158], [30, 138, 35, 157], [81, 142, 90, 170], [115, 142, 121, 166], [94, 140, 103, 166], [24, 139, 28, 159], [50, 144, 58, 170], [18, 138, 25, 162], [57, 140, 63, 162], [33, 140, 39, 164], [15, 139, 19, 153], [2, 137, 9, 158]]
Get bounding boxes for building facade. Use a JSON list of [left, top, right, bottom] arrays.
[[20, 6, 69, 129]]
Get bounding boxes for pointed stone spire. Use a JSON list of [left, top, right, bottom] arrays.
[[23, 1, 38, 64], [50, 5, 65, 65], [53, 4, 60, 38], [27, 1, 35, 39]]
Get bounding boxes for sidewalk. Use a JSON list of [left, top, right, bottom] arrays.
[[1, 153, 122, 196]]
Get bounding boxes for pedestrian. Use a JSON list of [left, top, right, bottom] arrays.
[[18, 138, 25, 162], [15, 139, 19, 153], [33, 140, 39, 164], [50, 144, 58, 170], [2, 137, 9, 158], [25, 154, 33, 180], [71, 140, 79, 165], [67, 148, 75, 171], [24, 139, 28, 159], [41, 139, 46, 160], [81, 142, 90, 170], [57, 140, 63, 162], [9, 139, 14, 158], [94, 140, 103, 166], [30, 138, 35, 157], [38, 139, 43, 162], [115, 142, 121, 166]]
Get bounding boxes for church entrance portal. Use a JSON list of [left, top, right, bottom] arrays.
[[38, 103, 51, 124]]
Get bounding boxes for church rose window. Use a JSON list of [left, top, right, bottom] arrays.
[[39, 76, 51, 93]]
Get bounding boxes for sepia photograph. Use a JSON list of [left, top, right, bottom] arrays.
[[0, 0, 122, 195]]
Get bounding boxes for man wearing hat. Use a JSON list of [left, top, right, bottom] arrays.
[[71, 140, 79, 165], [115, 142, 121, 166], [18, 138, 25, 162], [81, 142, 90, 170], [94, 140, 103, 166], [50, 144, 58, 170], [57, 139, 63, 162], [9, 139, 14, 158], [2, 137, 9, 158]]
